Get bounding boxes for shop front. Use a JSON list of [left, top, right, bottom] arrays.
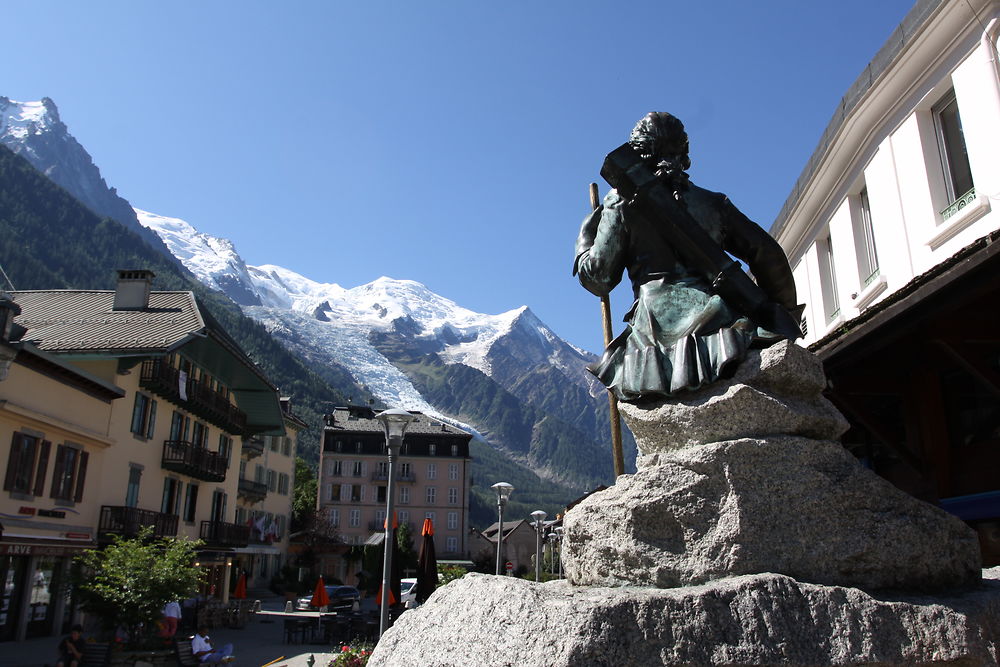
[[0, 540, 93, 642]]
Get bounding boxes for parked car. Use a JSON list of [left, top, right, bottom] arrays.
[[400, 578, 417, 605], [295, 585, 361, 612]]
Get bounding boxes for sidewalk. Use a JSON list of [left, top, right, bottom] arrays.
[[0, 594, 382, 667]]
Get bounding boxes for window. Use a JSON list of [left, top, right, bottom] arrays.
[[933, 91, 974, 216], [125, 465, 142, 507], [329, 509, 340, 527], [448, 487, 458, 505], [3, 433, 49, 496], [446, 537, 458, 553], [425, 511, 435, 523], [349, 509, 361, 527], [376, 486, 387, 503], [329, 484, 341, 501], [427, 463, 437, 480], [426, 487, 436, 504], [817, 234, 840, 322], [183, 483, 199, 522], [375, 509, 386, 528], [329, 460, 342, 477], [851, 187, 879, 287], [191, 422, 207, 448], [161, 478, 182, 515], [278, 473, 290, 495], [351, 484, 363, 502], [448, 463, 458, 480], [447, 511, 458, 530], [210, 490, 227, 522], [266, 469, 277, 492], [170, 411, 189, 441], [269, 436, 279, 452], [352, 461, 363, 477], [399, 486, 410, 504], [218, 435, 232, 464], [254, 464, 266, 484], [376, 461, 389, 478], [130, 393, 157, 439], [399, 510, 409, 525], [50, 444, 88, 503], [428, 444, 436, 456], [282, 438, 291, 456], [399, 462, 412, 479]]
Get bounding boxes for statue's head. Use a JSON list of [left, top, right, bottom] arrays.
[[629, 112, 691, 171]]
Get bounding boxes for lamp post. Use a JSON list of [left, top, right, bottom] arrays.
[[546, 531, 558, 576], [491, 482, 514, 575], [555, 526, 564, 578], [375, 408, 415, 639], [530, 510, 547, 582]]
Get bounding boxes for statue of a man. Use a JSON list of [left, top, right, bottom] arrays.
[[574, 112, 800, 402]]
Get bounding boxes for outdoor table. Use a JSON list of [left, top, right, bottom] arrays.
[[258, 610, 337, 643]]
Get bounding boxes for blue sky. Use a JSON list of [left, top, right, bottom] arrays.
[[5, 1, 915, 354]]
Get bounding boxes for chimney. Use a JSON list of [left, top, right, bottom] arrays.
[[113, 270, 155, 311]]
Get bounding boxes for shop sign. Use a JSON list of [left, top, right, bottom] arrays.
[[18, 506, 35, 515], [37, 509, 66, 519], [0, 543, 90, 556]]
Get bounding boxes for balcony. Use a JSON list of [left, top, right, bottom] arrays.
[[200, 520, 250, 548], [140, 360, 248, 434], [238, 478, 267, 504], [162, 440, 227, 482], [98, 505, 178, 541], [371, 470, 416, 483], [242, 436, 264, 460]]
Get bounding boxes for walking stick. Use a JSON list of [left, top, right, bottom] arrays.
[[590, 183, 626, 477]]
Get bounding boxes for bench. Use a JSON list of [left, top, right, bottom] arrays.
[[81, 641, 111, 667], [173, 637, 199, 667]]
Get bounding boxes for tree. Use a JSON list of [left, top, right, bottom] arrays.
[[291, 456, 318, 532], [72, 527, 202, 649]]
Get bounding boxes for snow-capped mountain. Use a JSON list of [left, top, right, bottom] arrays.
[[137, 209, 631, 489], [1, 94, 633, 493], [0, 98, 176, 260]]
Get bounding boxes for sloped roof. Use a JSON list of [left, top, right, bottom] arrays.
[[325, 406, 469, 437], [12, 290, 203, 353]]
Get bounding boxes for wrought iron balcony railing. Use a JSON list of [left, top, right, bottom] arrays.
[[242, 436, 265, 460], [200, 520, 250, 548], [140, 360, 248, 434], [162, 439, 227, 482], [238, 478, 268, 503], [98, 505, 178, 541]]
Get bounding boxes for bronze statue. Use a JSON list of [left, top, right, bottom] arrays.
[[574, 112, 802, 402]]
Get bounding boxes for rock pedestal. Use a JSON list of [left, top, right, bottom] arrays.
[[368, 342, 999, 666]]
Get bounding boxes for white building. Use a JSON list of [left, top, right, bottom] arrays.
[[772, 0, 1000, 562]]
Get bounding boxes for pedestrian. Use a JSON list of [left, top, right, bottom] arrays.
[[191, 624, 235, 663], [160, 599, 182, 638], [55, 624, 86, 667]]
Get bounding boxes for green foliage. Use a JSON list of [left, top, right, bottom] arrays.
[[437, 564, 467, 585], [395, 522, 417, 574], [72, 527, 202, 648], [292, 456, 318, 531]]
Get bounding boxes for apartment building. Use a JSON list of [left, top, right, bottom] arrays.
[[0, 271, 292, 641], [772, 1, 1000, 559], [317, 406, 472, 585], [234, 398, 306, 592]]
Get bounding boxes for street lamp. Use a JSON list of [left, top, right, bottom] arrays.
[[491, 482, 514, 575], [555, 526, 564, 578], [375, 408, 416, 638], [547, 532, 558, 576], [530, 510, 547, 582]]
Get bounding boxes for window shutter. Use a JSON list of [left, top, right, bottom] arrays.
[[4, 433, 23, 491], [147, 401, 158, 440], [341, 483, 350, 501], [50, 445, 67, 497], [33, 440, 51, 497], [360, 485, 366, 502], [74, 451, 89, 503]]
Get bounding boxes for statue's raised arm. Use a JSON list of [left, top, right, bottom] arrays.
[[574, 112, 803, 402]]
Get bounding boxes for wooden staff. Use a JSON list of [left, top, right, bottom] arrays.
[[590, 183, 626, 477]]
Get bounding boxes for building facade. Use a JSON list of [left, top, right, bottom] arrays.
[[0, 271, 294, 641], [772, 1, 1000, 559], [317, 406, 472, 585]]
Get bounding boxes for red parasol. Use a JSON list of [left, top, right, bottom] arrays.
[[310, 575, 330, 608], [415, 518, 438, 604], [376, 513, 401, 607], [232, 571, 247, 599]]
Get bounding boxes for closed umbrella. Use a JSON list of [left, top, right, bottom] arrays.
[[376, 513, 402, 607], [232, 571, 247, 599], [310, 575, 330, 609], [415, 518, 438, 604]]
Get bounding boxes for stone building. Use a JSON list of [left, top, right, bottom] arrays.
[[317, 406, 472, 585], [772, 0, 1000, 561]]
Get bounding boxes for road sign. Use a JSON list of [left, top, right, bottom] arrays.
[[505, 561, 513, 573]]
